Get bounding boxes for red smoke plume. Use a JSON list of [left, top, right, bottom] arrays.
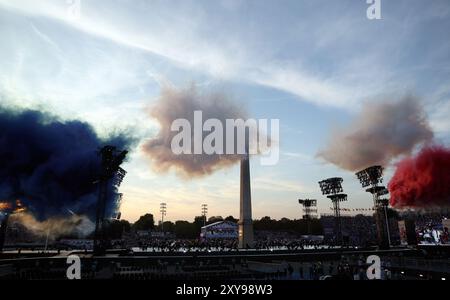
[[388, 145, 450, 208]]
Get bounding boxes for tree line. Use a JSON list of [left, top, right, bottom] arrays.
[[103, 214, 323, 239]]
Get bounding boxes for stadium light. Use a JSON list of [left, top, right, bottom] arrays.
[[298, 199, 318, 235], [355, 165, 383, 188], [318, 177, 347, 245], [318, 177, 343, 195], [201, 204, 208, 226], [160, 203, 167, 233], [356, 166, 392, 249], [298, 199, 318, 219], [94, 145, 128, 255]]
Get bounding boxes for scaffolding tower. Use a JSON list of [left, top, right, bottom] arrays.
[[298, 199, 317, 234], [93, 146, 128, 255], [318, 177, 347, 245], [356, 166, 391, 249]]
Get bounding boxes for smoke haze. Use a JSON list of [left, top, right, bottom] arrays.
[[9, 212, 95, 240], [142, 85, 251, 178], [0, 107, 133, 223], [317, 96, 434, 171]]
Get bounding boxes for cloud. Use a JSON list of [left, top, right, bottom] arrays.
[[1, 0, 438, 110]]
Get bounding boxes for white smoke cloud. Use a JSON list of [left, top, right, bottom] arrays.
[[10, 213, 95, 240], [142, 84, 252, 178], [317, 96, 434, 171]]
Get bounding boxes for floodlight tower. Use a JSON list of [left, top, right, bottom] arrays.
[[318, 177, 347, 245], [0, 202, 12, 252], [94, 145, 128, 255], [0, 214, 9, 252], [377, 187, 391, 246], [356, 166, 390, 249], [298, 199, 318, 234], [160, 203, 167, 233], [201, 204, 208, 226], [0, 200, 26, 252]]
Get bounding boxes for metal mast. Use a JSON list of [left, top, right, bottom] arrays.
[[201, 204, 208, 226], [356, 166, 391, 249], [318, 177, 347, 245], [93, 146, 127, 255], [298, 199, 318, 234]]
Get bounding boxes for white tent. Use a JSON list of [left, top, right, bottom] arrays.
[[200, 221, 238, 239]]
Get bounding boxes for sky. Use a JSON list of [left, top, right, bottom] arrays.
[[0, 0, 449, 222]]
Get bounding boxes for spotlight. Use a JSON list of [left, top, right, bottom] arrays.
[[318, 177, 343, 195], [298, 199, 318, 220], [355, 166, 383, 188]]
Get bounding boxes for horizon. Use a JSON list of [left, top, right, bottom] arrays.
[[1, 0, 449, 223]]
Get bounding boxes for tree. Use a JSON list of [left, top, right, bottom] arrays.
[[207, 216, 223, 224], [105, 219, 131, 239], [161, 221, 175, 233], [225, 215, 238, 223], [133, 213, 154, 231], [193, 216, 205, 235], [254, 216, 277, 230], [174, 221, 197, 238]]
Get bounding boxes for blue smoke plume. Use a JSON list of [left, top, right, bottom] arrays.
[[0, 107, 132, 221]]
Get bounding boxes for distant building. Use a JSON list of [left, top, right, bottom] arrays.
[[200, 221, 238, 240]]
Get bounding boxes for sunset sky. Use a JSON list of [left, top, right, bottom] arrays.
[[1, 0, 449, 222]]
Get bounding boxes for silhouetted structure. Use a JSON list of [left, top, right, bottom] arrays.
[[298, 199, 317, 234], [239, 140, 254, 249], [160, 203, 167, 233], [94, 146, 127, 255], [356, 166, 390, 249], [0, 200, 22, 252], [0, 214, 9, 252], [201, 204, 208, 227], [319, 178, 347, 245]]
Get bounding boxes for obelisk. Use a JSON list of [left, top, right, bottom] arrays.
[[238, 138, 254, 249]]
